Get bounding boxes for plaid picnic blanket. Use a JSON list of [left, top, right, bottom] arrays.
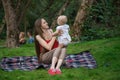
[[0, 50, 97, 71]]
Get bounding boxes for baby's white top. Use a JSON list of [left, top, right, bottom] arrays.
[[56, 24, 71, 42]]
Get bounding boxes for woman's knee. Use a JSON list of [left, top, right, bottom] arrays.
[[42, 58, 51, 64]]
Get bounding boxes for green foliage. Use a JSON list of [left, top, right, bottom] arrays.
[[26, 0, 65, 28], [0, 0, 119, 41], [0, 1, 4, 23], [0, 37, 120, 80], [63, 0, 80, 25], [81, 0, 120, 41], [21, 0, 80, 30], [0, 27, 6, 39]]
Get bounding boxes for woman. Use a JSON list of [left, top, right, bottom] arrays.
[[34, 18, 66, 75]]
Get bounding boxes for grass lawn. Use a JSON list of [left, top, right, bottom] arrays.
[[0, 37, 120, 80]]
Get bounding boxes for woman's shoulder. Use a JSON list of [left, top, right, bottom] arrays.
[[36, 35, 41, 39], [49, 28, 53, 33], [36, 34, 40, 37]]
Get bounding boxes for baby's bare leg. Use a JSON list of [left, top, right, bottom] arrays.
[[56, 48, 66, 70], [50, 44, 64, 69]]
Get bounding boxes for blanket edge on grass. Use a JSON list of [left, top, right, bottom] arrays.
[[0, 50, 97, 71]]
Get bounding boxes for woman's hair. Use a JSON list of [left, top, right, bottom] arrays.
[[34, 18, 47, 62]]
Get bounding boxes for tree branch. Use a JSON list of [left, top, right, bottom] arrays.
[[17, 0, 31, 26], [50, 0, 70, 28], [15, 0, 22, 15], [39, 0, 54, 15]]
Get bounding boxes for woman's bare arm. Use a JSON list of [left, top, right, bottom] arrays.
[[36, 35, 56, 50], [52, 30, 59, 36]]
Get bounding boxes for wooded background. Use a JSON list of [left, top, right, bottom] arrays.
[[0, 0, 120, 48]]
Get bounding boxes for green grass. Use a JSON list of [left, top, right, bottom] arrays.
[[0, 37, 120, 80]]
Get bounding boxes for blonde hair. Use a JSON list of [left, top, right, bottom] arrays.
[[57, 15, 67, 25], [19, 32, 25, 38]]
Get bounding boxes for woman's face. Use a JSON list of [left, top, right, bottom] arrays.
[[41, 19, 49, 29]]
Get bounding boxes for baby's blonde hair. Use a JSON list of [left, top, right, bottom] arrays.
[[57, 15, 67, 25]]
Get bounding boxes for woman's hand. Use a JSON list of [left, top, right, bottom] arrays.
[[36, 35, 56, 50]]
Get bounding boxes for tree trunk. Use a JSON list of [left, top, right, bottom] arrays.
[[50, 0, 70, 28], [72, 0, 94, 41], [2, 0, 31, 48], [2, 0, 19, 48]]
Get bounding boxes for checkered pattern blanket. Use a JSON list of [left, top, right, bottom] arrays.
[[0, 51, 97, 71]]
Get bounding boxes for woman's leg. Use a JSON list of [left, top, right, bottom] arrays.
[[42, 49, 56, 64]]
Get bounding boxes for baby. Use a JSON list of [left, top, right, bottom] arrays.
[[53, 15, 71, 47], [49, 15, 71, 75]]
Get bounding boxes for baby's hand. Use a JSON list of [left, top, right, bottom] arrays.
[[52, 33, 55, 36], [58, 29, 63, 36]]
